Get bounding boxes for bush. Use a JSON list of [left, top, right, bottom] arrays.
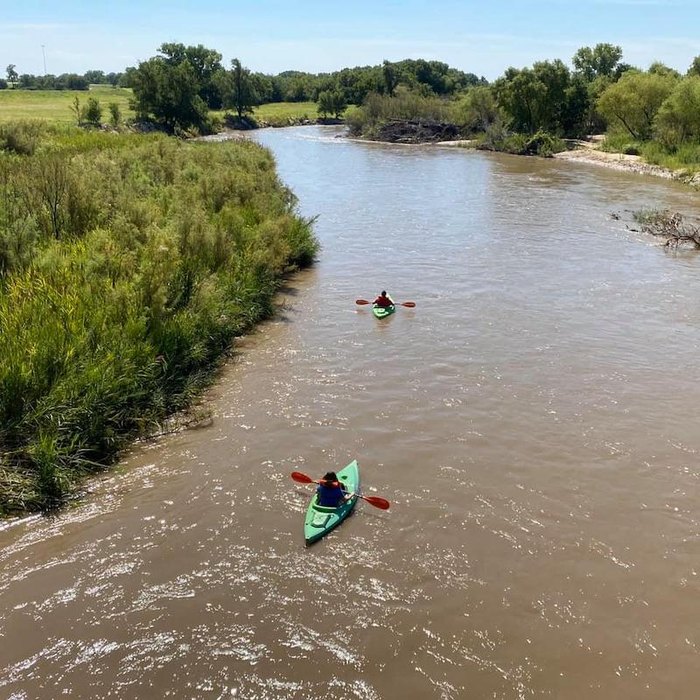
[[348, 89, 453, 138], [0, 121, 43, 155], [108, 102, 121, 127]]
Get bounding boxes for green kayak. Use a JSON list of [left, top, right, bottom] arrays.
[[372, 303, 396, 319], [304, 460, 360, 545]]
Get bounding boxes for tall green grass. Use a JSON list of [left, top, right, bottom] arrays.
[[0, 123, 318, 515]]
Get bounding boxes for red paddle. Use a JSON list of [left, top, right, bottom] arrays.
[[291, 471, 391, 510], [355, 299, 416, 308]]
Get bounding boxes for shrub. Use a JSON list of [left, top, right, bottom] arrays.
[[108, 102, 121, 127]]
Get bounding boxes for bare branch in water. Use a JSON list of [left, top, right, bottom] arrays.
[[632, 209, 700, 249]]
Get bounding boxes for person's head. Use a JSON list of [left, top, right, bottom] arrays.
[[380, 291, 387, 297], [322, 471, 338, 486]]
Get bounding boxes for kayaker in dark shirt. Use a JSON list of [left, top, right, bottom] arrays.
[[373, 291, 394, 308], [317, 471, 349, 507]]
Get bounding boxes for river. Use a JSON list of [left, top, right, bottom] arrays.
[[1, 126, 699, 699]]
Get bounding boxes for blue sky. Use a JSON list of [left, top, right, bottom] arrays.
[[2, 0, 698, 80]]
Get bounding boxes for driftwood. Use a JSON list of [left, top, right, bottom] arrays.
[[376, 119, 459, 144], [629, 210, 700, 249]]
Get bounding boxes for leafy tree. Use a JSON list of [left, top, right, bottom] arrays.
[[159, 42, 224, 109], [561, 75, 592, 137], [130, 56, 208, 132], [6, 64, 18, 83], [82, 97, 102, 125], [83, 70, 105, 84], [597, 70, 677, 140], [654, 76, 700, 148], [688, 56, 700, 77], [56, 73, 88, 90], [335, 66, 382, 104], [108, 102, 121, 127], [0, 79, 7, 90], [222, 59, 259, 119], [454, 85, 500, 132], [648, 61, 681, 79], [250, 72, 276, 103], [572, 44, 623, 81], [317, 90, 334, 118], [382, 61, 398, 97], [329, 90, 347, 117], [494, 60, 571, 134]]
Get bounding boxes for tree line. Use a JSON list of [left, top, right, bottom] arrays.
[[1, 64, 125, 90], [7, 42, 700, 168], [120, 44, 486, 132]]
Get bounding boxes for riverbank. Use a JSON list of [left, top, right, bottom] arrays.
[[0, 125, 318, 517], [212, 122, 700, 187], [552, 138, 700, 186]]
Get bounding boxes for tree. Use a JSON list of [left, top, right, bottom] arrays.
[[81, 97, 102, 126], [317, 91, 334, 118], [83, 70, 105, 85], [158, 42, 224, 109], [648, 61, 681, 80], [6, 64, 18, 84], [329, 90, 347, 118], [688, 56, 700, 78], [108, 102, 121, 127], [454, 85, 500, 132], [382, 61, 398, 97], [130, 56, 208, 132], [493, 60, 572, 134], [597, 70, 677, 140], [222, 59, 259, 119], [573, 44, 623, 81], [70, 96, 81, 126], [653, 76, 700, 148]]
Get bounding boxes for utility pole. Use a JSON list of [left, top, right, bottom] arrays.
[[41, 45, 47, 75]]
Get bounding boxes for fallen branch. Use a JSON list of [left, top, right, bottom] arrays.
[[631, 209, 700, 249]]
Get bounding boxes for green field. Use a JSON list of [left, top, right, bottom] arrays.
[[0, 90, 318, 129], [253, 101, 317, 122], [0, 86, 134, 124]]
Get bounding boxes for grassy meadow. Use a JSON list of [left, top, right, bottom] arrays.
[[252, 101, 317, 124], [0, 88, 318, 128], [0, 86, 135, 124], [0, 122, 318, 515]]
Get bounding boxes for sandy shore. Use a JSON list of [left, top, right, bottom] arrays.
[[553, 139, 700, 188]]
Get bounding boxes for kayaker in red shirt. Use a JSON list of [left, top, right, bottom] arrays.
[[317, 471, 350, 507], [373, 291, 394, 308]]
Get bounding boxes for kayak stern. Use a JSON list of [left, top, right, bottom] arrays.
[[304, 460, 360, 545]]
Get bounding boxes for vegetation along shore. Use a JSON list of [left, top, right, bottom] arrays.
[[2, 40, 700, 516], [0, 123, 318, 516]]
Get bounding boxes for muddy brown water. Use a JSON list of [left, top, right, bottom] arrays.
[[2, 126, 700, 699]]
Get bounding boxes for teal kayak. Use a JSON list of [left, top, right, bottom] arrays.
[[304, 460, 360, 545], [372, 303, 396, 319]]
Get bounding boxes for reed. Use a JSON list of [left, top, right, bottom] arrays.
[[0, 126, 318, 515]]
